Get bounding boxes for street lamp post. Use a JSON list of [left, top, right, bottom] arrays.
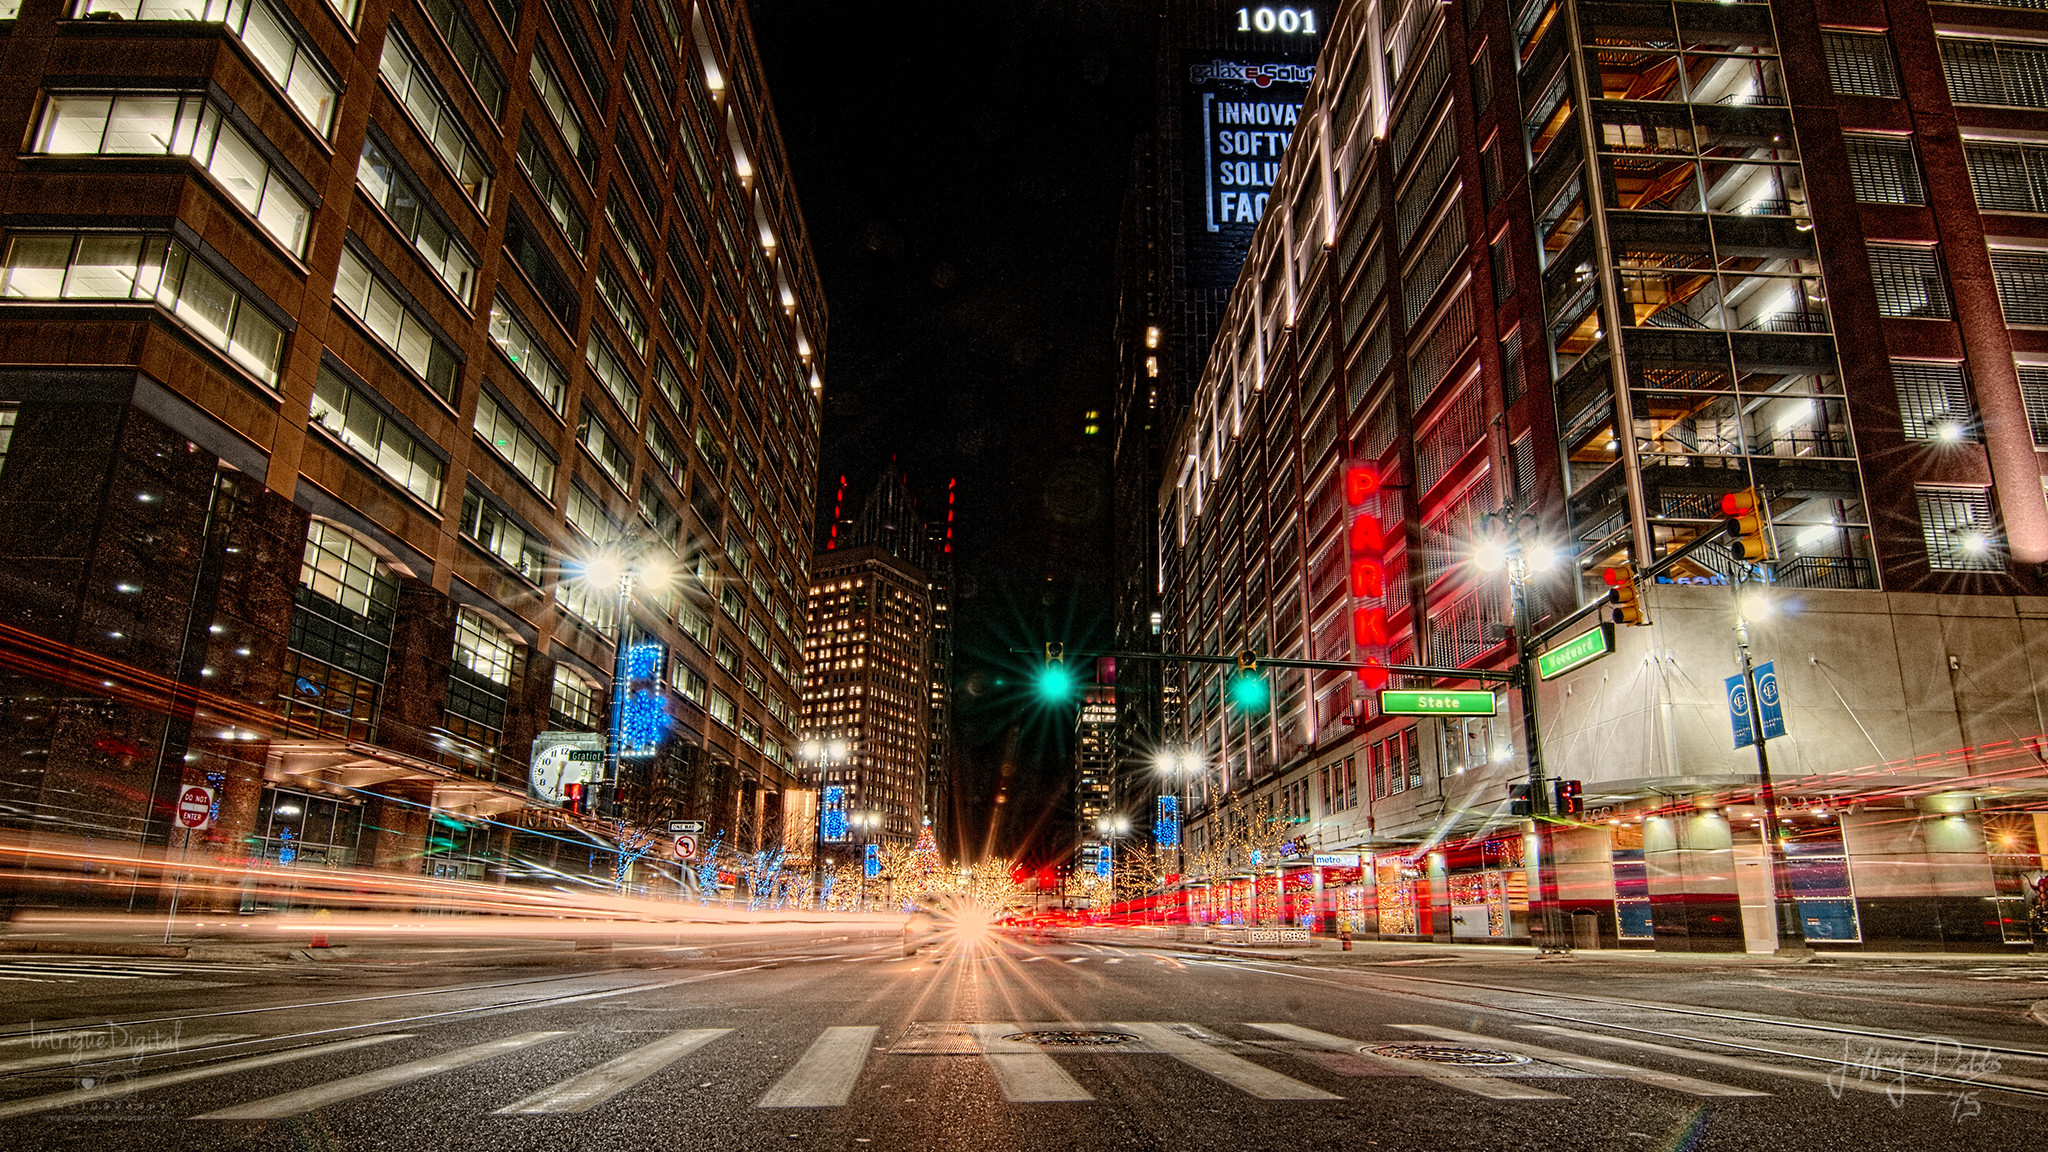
[[1732, 584, 1812, 958], [1152, 747, 1200, 926], [850, 808, 882, 912], [796, 738, 850, 910], [575, 542, 675, 827], [1473, 506, 1571, 956], [1095, 813, 1131, 916]]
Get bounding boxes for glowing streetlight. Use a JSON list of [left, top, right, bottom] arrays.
[[574, 538, 683, 823]]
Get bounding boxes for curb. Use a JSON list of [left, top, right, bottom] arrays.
[[0, 940, 191, 959]]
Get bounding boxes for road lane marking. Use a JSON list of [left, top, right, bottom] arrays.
[[967, 1025, 1094, 1102], [0, 1034, 411, 1121], [1122, 1023, 1339, 1100], [1246, 1023, 1563, 1100], [1518, 1025, 1941, 1097], [196, 1032, 569, 1118], [0, 1033, 255, 1075], [756, 1026, 878, 1108], [495, 1028, 732, 1114], [1064, 957, 1087, 964], [1390, 1025, 1769, 1098], [1022, 956, 1044, 963]]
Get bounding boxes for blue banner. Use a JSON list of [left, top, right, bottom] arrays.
[[864, 842, 880, 878], [1095, 840, 1112, 878], [1155, 795, 1180, 848], [1726, 673, 1755, 750], [1755, 661, 1786, 740], [821, 785, 847, 842]]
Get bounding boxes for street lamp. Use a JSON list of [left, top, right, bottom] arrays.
[[1095, 813, 1131, 917], [796, 737, 850, 908], [1470, 506, 1571, 956], [1153, 746, 1201, 924], [572, 539, 677, 826], [849, 807, 883, 911]]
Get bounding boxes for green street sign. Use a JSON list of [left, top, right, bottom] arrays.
[[567, 750, 604, 762], [1378, 689, 1497, 716], [1537, 623, 1615, 681]]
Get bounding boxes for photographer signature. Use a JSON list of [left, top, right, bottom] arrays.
[[1826, 1034, 2001, 1122]]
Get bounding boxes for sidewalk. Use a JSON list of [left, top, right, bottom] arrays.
[[1066, 928, 2048, 968]]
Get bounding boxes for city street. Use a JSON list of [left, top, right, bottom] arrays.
[[0, 933, 2040, 1151]]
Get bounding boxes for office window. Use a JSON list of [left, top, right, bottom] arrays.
[[528, 47, 598, 180], [557, 575, 616, 631], [33, 92, 312, 255], [671, 663, 707, 705], [76, 0, 339, 134], [585, 330, 641, 422], [1964, 140, 2048, 213], [605, 188, 654, 285], [0, 231, 284, 384], [653, 354, 692, 422], [418, 0, 507, 117], [309, 364, 445, 504], [300, 519, 397, 622], [459, 488, 546, 580], [1866, 244, 1951, 319], [676, 600, 712, 649], [333, 246, 460, 400], [0, 405, 15, 479], [1891, 361, 1975, 444], [720, 585, 744, 619], [594, 259, 648, 354], [473, 389, 556, 496], [645, 417, 686, 486], [707, 689, 736, 728], [1843, 135, 1924, 205], [1940, 36, 2048, 108], [488, 293, 568, 412], [565, 481, 613, 541], [452, 607, 516, 685], [1916, 486, 2004, 571], [550, 665, 599, 728], [378, 24, 491, 208], [577, 407, 632, 490], [357, 134, 477, 302], [1990, 248, 2048, 325], [1823, 31, 1900, 98], [515, 124, 588, 254], [2016, 364, 2048, 446]]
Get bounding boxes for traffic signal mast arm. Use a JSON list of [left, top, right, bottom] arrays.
[[1020, 648, 1519, 684]]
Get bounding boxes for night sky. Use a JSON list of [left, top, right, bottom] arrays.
[[752, 1, 1157, 864]]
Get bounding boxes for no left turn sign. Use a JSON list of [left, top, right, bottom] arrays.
[[672, 834, 698, 860], [175, 785, 216, 830]]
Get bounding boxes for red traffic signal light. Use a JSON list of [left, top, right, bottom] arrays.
[[565, 781, 586, 814], [1721, 488, 1770, 561], [1603, 563, 1644, 626]]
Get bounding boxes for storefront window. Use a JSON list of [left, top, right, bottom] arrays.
[[254, 786, 362, 868], [1375, 855, 1421, 935], [1785, 817, 1861, 941], [1611, 821, 1654, 939]]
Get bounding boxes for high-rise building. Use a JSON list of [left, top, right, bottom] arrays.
[[0, 0, 825, 883], [1072, 674, 1116, 880], [800, 543, 931, 849], [814, 468, 955, 847], [1109, 1, 1326, 846], [1160, 0, 2048, 952]]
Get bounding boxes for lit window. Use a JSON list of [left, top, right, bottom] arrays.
[[309, 364, 446, 505], [378, 24, 491, 207], [577, 407, 632, 491], [488, 293, 569, 412], [75, 0, 339, 135], [459, 487, 546, 580], [300, 520, 397, 623], [357, 134, 478, 302], [550, 665, 599, 728], [473, 390, 557, 497], [333, 247, 460, 400]]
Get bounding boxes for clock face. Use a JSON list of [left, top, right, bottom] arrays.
[[533, 745, 572, 803]]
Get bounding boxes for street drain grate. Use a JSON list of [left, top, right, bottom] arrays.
[[1003, 1030, 1141, 1047], [1363, 1043, 1531, 1066]]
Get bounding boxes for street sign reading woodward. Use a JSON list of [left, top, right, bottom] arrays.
[[1378, 690, 1497, 716], [1537, 623, 1614, 680]]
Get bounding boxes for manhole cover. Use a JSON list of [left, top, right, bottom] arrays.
[[1364, 1043, 1531, 1066], [1002, 1030, 1141, 1047]]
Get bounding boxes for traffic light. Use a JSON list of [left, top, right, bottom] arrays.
[[564, 781, 587, 815], [1552, 779, 1583, 816], [1722, 488, 1771, 562], [1508, 782, 1532, 817], [1034, 642, 1078, 704], [1603, 563, 1644, 626], [1229, 650, 1270, 711]]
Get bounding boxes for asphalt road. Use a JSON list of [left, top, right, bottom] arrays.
[[0, 934, 2042, 1151]]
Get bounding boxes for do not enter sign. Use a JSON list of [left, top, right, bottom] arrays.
[[672, 834, 698, 860], [175, 785, 216, 830]]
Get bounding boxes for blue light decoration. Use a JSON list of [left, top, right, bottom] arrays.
[[821, 785, 847, 842], [1155, 795, 1180, 848], [277, 826, 295, 865], [864, 842, 880, 878], [619, 689, 666, 757], [1095, 840, 1113, 879], [623, 641, 664, 682]]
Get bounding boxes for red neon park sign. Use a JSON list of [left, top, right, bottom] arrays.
[[1342, 461, 1390, 689]]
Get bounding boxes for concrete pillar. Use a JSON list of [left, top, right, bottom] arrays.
[[1644, 810, 1744, 952]]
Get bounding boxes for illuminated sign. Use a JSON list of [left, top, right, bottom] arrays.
[[1234, 6, 1318, 34], [821, 785, 848, 842], [1095, 840, 1113, 878], [1155, 795, 1181, 848], [619, 642, 667, 759], [1182, 39, 1316, 296], [1342, 462, 1392, 691], [864, 842, 880, 878]]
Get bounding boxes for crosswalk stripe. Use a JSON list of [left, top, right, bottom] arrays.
[[1390, 1025, 1769, 1098], [495, 1028, 731, 1114], [1121, 1023, 1339, 1101], [0, 1034, 410, 1121], [0, 966, 140, 979], [1022, 956, 1044, 962], [1246, 1024, 1564, 1100], [0, 1032, 254, 1075], [1516, 1025, 1943, 1097], [756, 1026, 878, 1108], [1064, 957, 1087, 964], [196, 1031, 570, 1119], [967, 1025, 1094, 1102]]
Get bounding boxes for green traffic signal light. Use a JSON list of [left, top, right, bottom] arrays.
[[1034, 662, 1079, 704], [1228, 672, 1270, 711]]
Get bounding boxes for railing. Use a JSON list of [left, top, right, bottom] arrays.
[[1744, 310, 1830, 333]]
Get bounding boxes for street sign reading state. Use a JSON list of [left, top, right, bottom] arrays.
[[1378, 689, 1497, 716]]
